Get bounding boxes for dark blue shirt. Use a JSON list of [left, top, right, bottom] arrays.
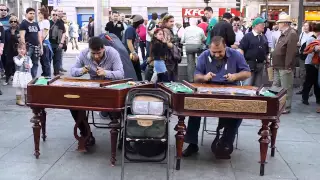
[[195, 47, 250, 85], [19, 20, 40, 46], [239, 32, 269, 63], [123, 25, 139, 53]]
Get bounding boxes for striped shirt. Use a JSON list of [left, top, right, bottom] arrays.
[[70, 46, 124, 80]]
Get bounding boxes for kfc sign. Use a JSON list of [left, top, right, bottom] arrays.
[[182, 8, 205, 17]]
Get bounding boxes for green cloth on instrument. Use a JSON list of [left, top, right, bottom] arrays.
[[164, 83, 194, 93], [261, 90, 276, 97], [106, 83, 133, 89], [35, 78, 49, 85]]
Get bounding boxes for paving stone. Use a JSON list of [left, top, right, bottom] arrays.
[[288, 163, 320, 180]]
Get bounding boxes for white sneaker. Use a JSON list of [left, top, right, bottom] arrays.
[[2, 82, 8, 86]]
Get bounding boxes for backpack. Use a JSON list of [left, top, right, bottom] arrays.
[[300, 35, 316, 61]]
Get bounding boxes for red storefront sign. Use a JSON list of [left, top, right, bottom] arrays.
[[219, 8, 242, 17], [182, 8, 205, 17]]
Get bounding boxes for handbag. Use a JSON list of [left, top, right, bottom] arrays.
[[170, 44, 182, 63]]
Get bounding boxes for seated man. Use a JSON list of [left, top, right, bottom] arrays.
[[183, 36, 251, 159], [70, 37, 124, 146]]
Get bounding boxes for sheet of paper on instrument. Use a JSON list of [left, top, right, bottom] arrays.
[[50, 80, 100, 87], [197, 87, 256, 96]]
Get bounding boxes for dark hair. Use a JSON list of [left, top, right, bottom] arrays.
[[39, 6, 49, 19], [204, 7, 213, 13], [112, 11, 119, 15], [210, 36, 226, 46], [313, 23, 320, 33], [201, 16, 208, 22], [152, 13, 158, 20], [305, 22, 314, 32], [17, 42, 26, 49], [149, 28, 164, 59], [132, 19, 144, 28], [160, 12, 168, 19], [26, 7, 35, 14], [89, 37, 104, 51], [162, 14, 174, 27], [233, 16, 240, 22], [222, 12, 232, 20]]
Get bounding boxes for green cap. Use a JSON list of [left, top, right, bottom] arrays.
[[252, 17, 266, 27]]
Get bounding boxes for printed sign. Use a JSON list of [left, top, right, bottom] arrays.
[[182, 8, 205, 17]]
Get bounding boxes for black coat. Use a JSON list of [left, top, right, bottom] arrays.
[[99, 33, 138, 81]]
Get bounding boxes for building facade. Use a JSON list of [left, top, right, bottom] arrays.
[[4, 0, 42, 20]]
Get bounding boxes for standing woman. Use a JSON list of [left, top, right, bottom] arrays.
[[3, 16, 19, 85], [38, 6, 52, 77]]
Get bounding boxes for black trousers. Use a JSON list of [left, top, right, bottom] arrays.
[[157, 72, 170, 82], [132, 59, 142, 81], [4, 54, 16, 82], [302, 64, 320, 102], [70, 110, 89, 136]]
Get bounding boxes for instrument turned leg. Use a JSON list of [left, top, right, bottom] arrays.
[[259, 120, 270, 176], [40, 109, 47, 141], [174, 116, 186, 170], [269, 119, 279, 157], [30, 108, 41, 159], [109, 113, 121, 166]]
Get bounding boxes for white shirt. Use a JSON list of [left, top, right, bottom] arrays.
[[299, 31, 313, 45], [234, 30, 244, 43], [38, 19, 50, 40], [271, 30, 281, 51], [181, 25, 206, 44]]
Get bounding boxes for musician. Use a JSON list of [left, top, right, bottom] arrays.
[[183, 36, 251, 159], [70, 37, 124, 146]]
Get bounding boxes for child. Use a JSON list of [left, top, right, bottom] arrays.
[[150, 28, 169, 82], [12, 43, 33, 106]]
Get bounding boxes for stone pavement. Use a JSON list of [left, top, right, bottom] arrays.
[[0, 43, 319, 180]]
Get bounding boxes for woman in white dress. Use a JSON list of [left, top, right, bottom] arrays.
[[12, 42, 33, 106]]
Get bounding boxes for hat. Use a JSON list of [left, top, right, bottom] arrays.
[[252, 17, 266, 27], [276, 14, 292, 23], [222, 12, 232, 19], [131, 14, 143, 23]]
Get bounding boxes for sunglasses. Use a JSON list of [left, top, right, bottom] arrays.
[[0, 9, 7, 11], [10, 21, 17, 23], [233, 24, 240, 26], [52, 14, 58, 16]]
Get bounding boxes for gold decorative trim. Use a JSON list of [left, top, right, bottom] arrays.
[[137, 120, 153, 127], [64, 94, 80, 99], [279, 95, 286, 111], [184, 97, 267, 113]]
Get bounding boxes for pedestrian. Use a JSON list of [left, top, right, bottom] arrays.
[[38, 6, 52, 77], [136, 19, 147, 61], [296, 22, 314, 95], [19, 7, 42, 79], [181, 18, 206, 82], [231, 16, 244, 49], [49, 9, 66, 76], [3, 15, 19, 86], [301, 23, 320, 106], [210, 12, 235, 47], [0, 4, 10, 80], [123, 14, 144, 81], [272, 14, 298, 114], [69, 21, 79, 50], [150, 28, 171, 82], [239, 17, 269, 86], [12, 42, 33, 106], [105, 11, 125, 40], [198, 16, 208, 36]]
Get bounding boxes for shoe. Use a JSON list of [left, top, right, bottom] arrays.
[[282, 109, 291, 114], [302, 100, 309, 105], [296, 90, 303, 95], [86, 133, 96, 147], [317, 107, 320, 113], [211, 138, 232, 159], [16, 95, 25, 106], [59, 72, 64, 76], [60, 69, 67, 72], [182, 144, 199, 157], [2, 81, 8, 85]]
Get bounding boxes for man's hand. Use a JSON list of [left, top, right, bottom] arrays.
[[96, 67, 106, 76], [58, 43, 64, 49], [130, 53, 139, 62], [81, 66, 89, 74], [224, 73, 238, 82], [204, 72, 215, 82]]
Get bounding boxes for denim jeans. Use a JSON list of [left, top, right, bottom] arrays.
[[40, 45, 51, 77], [185, 116, 242, 145], [27, 46, 39, 78], [51, 44, 63, 76]]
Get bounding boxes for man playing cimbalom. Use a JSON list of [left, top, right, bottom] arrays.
[[70, 37, 124, 145], [272, 14, 298, 114], [183, 36, 251, 159]]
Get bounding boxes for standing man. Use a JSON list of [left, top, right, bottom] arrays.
[[183, 36, 251, 159], [123, 14, 144, 81], [0, 4, 10, 30], [198, 16, 208, 36], [88, 17, 94, 39], [105, 11, 125, 40], [19, 7, 42, 78], [49, 10, 66, 76], [210, 12, 235, 47], [137, 19, 147, 61], [239, 17, 269, 86], [204, 6, 214, 22], [272, 14, 298, 114], [231, 16, 244, 49]]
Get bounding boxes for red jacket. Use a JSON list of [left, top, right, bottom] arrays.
[[304, 40, 320, 65]]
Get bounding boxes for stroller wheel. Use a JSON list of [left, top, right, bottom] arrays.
[[99, 112, 110, 119]]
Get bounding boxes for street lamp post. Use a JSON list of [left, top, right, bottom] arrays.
[[204, 0, 211, 7]]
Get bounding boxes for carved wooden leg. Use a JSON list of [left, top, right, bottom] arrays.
[[269, 119, 279, 157], [174, 116, 186, 170], [259, 119, 270, 176], [109, 113, 121, 166], [40, 109, 47, 141], [30, 108, 41, 159]]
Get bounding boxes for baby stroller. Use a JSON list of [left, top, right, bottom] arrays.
[[121, 88, 171, 180]]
